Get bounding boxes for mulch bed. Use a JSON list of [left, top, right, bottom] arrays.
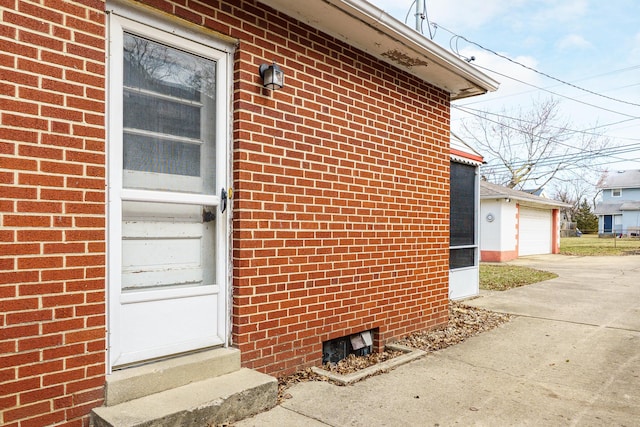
[[277, 301, 512, 402]]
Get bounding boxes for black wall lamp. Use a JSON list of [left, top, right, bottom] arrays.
[[259, 62, 284, 90]]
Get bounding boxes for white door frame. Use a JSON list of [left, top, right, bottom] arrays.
[[106, 4, 234, 372]]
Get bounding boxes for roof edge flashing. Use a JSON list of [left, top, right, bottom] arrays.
[[336, 0, 498, 87], [258, 0, 499, 99]]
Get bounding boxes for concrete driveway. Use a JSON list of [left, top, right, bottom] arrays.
[[236, 255, 640, 426]]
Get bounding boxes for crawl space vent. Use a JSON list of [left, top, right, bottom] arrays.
[[322, 330, 374, 365]]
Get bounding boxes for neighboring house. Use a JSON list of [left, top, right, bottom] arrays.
[[594, 170, 640, 236], [0, 0, 498, 425], [449, 134, 483, 300], [480, 182, 570, 261]]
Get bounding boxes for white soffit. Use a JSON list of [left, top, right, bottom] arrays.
[[259, 0, 499, 99]]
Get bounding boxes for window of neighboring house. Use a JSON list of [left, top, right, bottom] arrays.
[[450, 162, 477, 269], [612, 188, 622, 197]]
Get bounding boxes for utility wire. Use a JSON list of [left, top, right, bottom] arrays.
[[405, 0, 436, 39], [454, 105, 640, 141], [481, 142, 640, 172], [455, 105, 619, 156], [435, 23, 640, 109], [455, 107, 640, 170], [429, 24, 640, 183], [460, 65, 640, 106], [485, 154, 640, 179], [458, 63, 640, 119], [482, 145, 640, 172]]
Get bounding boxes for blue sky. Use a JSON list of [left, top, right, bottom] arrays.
[[369, 0, 640, 177]]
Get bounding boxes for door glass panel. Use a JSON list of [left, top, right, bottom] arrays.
[[121, 201, 216, 292], [123, 91, 201, 139], [124, 133, 200, 177], [122, 32, 216, 195]]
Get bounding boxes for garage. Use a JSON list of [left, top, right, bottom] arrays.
[[480, 181, 570, 262], [519, 207, 552, 256]]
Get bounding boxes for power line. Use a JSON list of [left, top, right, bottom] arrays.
[[481, 142, 640, 172], [454, 105, 640, 142], [484, 154, 640, 181], [434, 23, 640, 109], [455, 105, 615, 155], [455, 107, 640, 171], [427, 22, 640, 182], [460, 65, 640, 106], [456, 63, 640, 119]]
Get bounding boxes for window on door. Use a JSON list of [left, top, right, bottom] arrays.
[[122, 32, 217, 195]]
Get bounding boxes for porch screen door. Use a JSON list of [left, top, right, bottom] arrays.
[[108, 13, 230, 368]]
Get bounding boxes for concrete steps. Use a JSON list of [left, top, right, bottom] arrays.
[[91, 349, 277, 427]]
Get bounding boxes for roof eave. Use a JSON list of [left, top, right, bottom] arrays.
[[480, 195, 571, 209], [258, 0, 499, 100]]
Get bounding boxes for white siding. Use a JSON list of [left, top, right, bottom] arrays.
[[480, 200, 518, 252]]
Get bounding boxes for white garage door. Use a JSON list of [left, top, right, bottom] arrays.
[[519, 207, 552, 256]]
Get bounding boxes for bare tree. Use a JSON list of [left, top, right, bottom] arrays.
[[459, 97, 610, 193], [553, 173, 599, 223]]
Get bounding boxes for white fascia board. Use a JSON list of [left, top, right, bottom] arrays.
[[450, 154, 482, 166], [480, 195, 571, 209], [513, 199, 572, 209], [258, 0, 499, 100]]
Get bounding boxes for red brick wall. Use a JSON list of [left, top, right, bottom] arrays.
[[227, 1, 452, 375], [0, 0, 106, 426], [112, 0, 452, 376]]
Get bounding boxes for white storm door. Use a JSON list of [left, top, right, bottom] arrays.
[[107, 13, 230, 368]]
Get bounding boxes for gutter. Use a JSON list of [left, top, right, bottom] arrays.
[[258, 0, 499, 99], [340, 0, 498, 93]]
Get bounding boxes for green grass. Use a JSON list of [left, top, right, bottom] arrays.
[[479, 264, 558, 291], [560, 234, 640, 256]]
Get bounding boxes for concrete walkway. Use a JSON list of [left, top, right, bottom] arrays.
[[236, 255, 640, 426]]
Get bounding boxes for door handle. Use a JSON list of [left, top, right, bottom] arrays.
[[220, 187, 227, 213]]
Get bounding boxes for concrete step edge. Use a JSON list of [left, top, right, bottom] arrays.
[[92, 368, 278, 427], [105, 347, 242, 406]]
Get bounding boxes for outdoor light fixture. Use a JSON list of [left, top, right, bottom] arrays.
[[258, 62, 284, 90]]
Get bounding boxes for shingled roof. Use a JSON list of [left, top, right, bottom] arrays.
[[599, 170, 640, 189], [480, 181, 571, 208]]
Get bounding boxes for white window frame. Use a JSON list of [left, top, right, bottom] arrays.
[[612, 188, 622, 197], [106, 3, 234, 371]]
